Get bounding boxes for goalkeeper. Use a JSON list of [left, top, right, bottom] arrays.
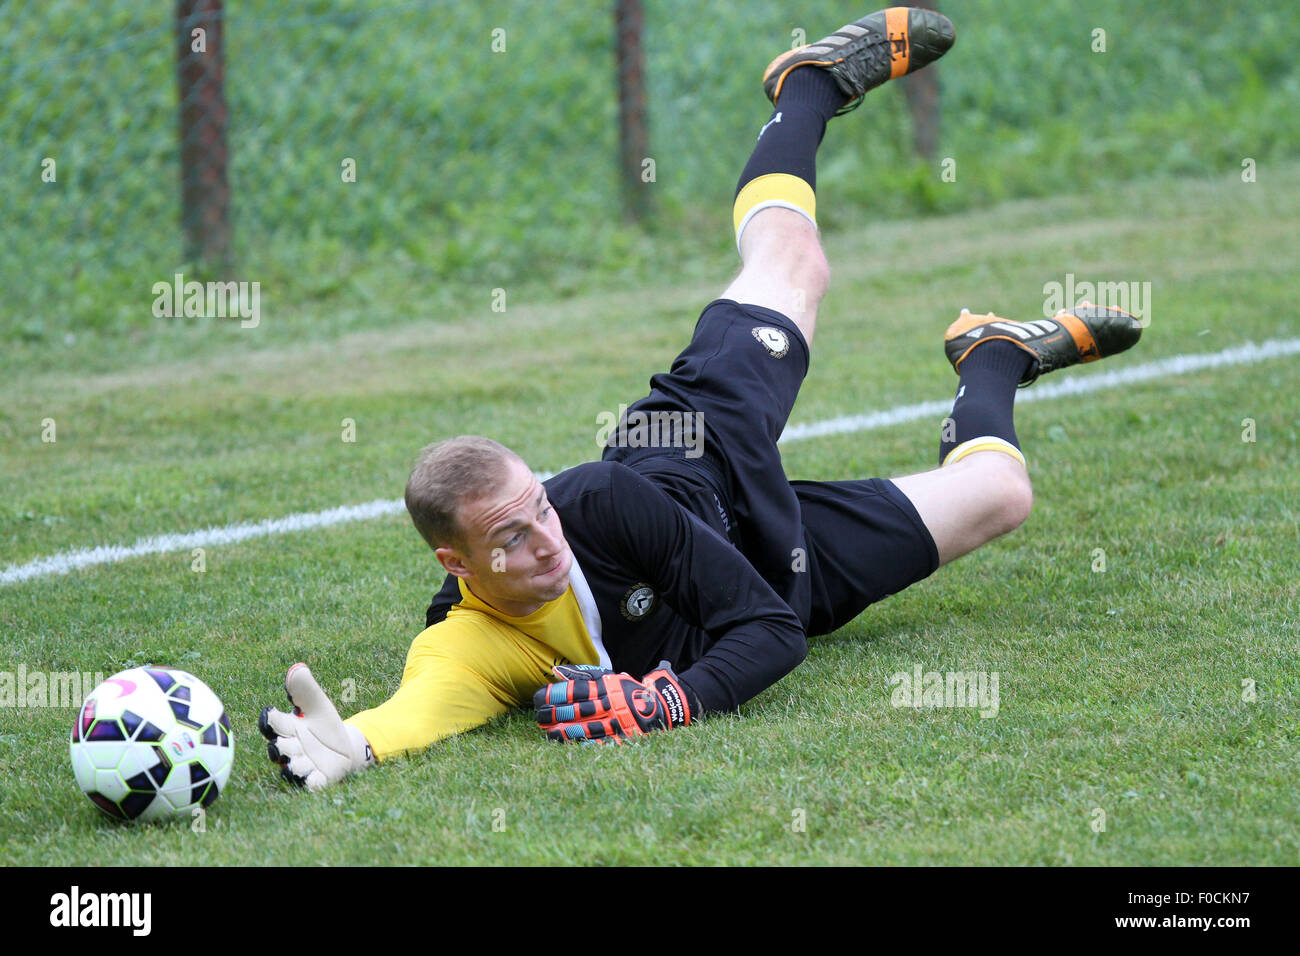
[[259, 6, 1142, 788]]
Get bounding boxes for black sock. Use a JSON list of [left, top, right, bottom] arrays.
[[734, 68, 847, 197], [938, 341, 1035, 465]]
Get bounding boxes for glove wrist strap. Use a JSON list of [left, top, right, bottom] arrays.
[[645, 663, 692, 729], [345, 723, 377, 769]]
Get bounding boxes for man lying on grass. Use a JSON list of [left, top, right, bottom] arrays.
[[259, 6, 1142, 789]]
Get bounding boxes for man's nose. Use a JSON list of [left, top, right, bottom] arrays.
[[535, 522, 562, 556]]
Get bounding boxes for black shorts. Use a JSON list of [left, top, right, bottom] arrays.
[[603, 298, 939, 637]]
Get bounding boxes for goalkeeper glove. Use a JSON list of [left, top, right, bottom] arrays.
[[533, 661, 693, 743], [258, 662, 375, 791]]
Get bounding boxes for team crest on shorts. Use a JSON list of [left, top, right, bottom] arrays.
[[621, 584, 657, 621], [751, 325, 790, 358]]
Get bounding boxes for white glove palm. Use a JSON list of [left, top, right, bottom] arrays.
[[259, 663, 374, 791]]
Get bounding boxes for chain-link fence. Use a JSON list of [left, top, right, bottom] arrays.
[[4, 1, 1298, 344]]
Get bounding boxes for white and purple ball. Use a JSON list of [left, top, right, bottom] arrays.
[[70, 666, 234, 821]]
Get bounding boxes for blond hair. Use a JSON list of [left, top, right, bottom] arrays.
[[404, 435, 524, 553]]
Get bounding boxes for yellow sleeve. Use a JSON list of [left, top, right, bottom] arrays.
[[344, 607, 561, 760]]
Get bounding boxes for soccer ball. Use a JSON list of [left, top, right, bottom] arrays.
[[70, 666, 234, 821]]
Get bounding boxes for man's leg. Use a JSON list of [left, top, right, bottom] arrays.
[[891, 453, 1034, 566], [609, 9, 958, 622], [721, 62, 847, 347], [721, 7, 955, 347], [724, 208, 829, 347], [890, 336, 1037, 564], [892, 297, 1144, 565], [795, 302, 1143, 636]]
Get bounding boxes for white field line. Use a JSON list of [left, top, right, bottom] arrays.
[[779, 336, 1300, 442], [5, 337, 1298, 587]]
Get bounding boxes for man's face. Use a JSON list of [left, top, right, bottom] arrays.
[[435, 456, 572, 617]]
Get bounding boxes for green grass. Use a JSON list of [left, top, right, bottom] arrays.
[[4, 0, 1299, 348], [2, 164, 1297, 865]]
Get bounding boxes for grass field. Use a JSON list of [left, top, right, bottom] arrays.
[[6, 0, 1299, 347], [2, 160, 1297, 866]]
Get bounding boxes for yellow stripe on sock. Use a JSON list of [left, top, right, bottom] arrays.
[[942, 436, 1027, 468], [733, 173, 817, 250]]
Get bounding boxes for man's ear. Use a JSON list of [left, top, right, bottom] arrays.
[[435, 546, 471, 579]]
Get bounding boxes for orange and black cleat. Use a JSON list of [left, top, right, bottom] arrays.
[[944, 303, 1144, 386], [763, 6, 956, 115]]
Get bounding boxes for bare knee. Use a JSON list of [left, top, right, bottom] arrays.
[[891, 452, 1034, 567], [799, 245, 830, 305], [946, 452, 1033, 540], [986, 455, 1033, 534], [764, 236, 829, 324], [733, 208, 830, 306], [766, 226, 829, 303], [724, 231, 828, 346]]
